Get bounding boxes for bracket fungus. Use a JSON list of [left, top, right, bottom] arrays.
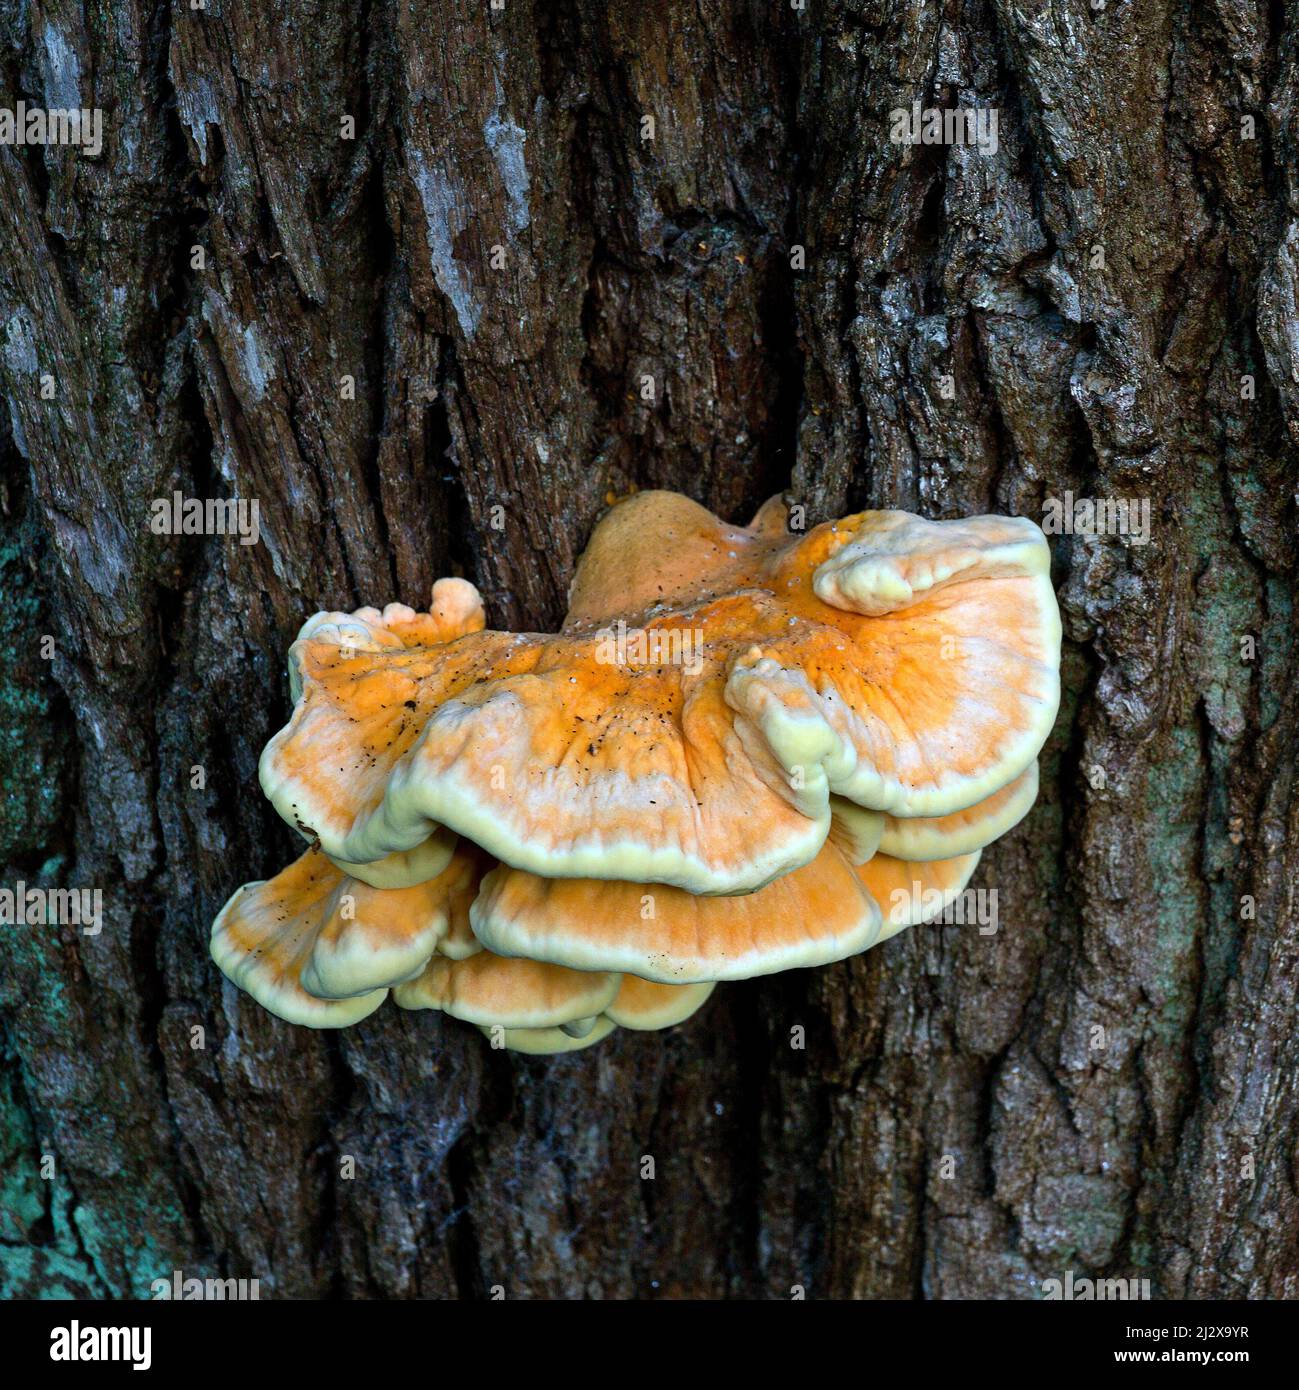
[[212, 491, 1060, 1053]]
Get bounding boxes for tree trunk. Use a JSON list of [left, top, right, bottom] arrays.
[[1, 0, 1296, 1299]]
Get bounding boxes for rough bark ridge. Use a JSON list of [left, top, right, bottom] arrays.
[[1, 0, 1296, 1298]]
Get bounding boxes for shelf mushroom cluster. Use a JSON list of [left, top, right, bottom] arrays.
[[212, 491, 1061, 1053]]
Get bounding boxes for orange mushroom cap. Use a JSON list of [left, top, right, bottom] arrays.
[[469, 839, 883, 983], [210, 841, 487, 1027], [880, 762, 1039, 862], [280, 579, 486, 887], [393, 949, 620, 1029], [326, 828, 460, 890], [604, 976, 716, 1030], [287, 578, 486, 700], [562, 489, 793, 629], [259, 494, 1058, 895]]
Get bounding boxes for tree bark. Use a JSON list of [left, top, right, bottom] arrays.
[[1, 0, 1296, 1299]]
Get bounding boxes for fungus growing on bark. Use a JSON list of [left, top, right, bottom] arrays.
[[213, 492, 1060, 1053]]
